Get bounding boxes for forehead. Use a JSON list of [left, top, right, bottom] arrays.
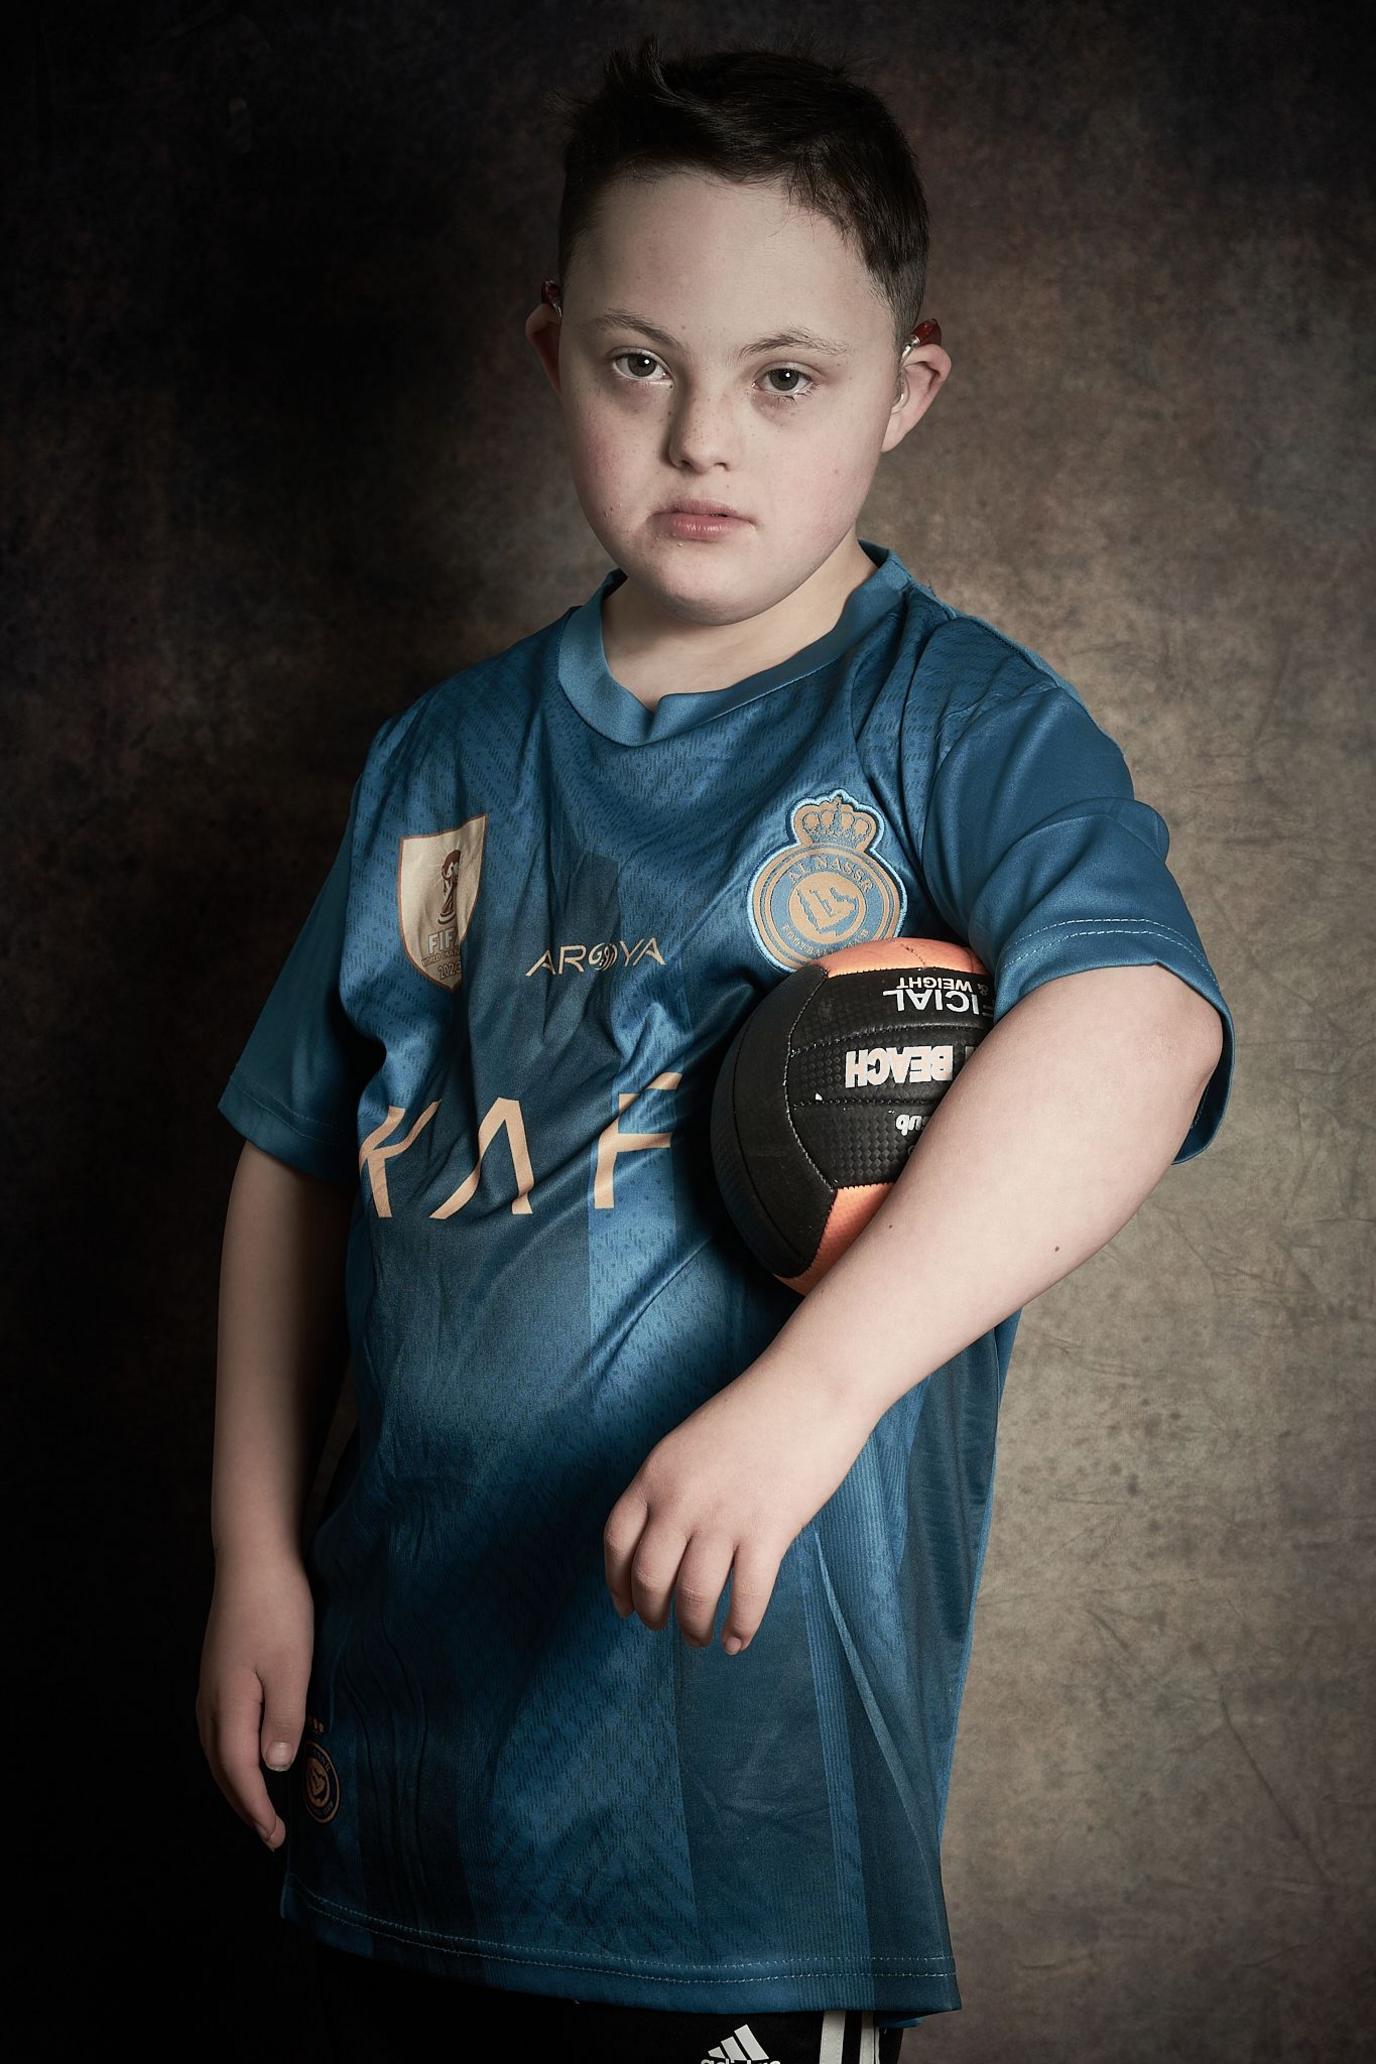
[[577, 171, 887, 346]]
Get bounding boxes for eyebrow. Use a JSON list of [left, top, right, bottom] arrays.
[[585, 307, 855, 360]]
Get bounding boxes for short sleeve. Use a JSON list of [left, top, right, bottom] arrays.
[[217, 778, 376, 1186], [917, 683, 1235, 1164]]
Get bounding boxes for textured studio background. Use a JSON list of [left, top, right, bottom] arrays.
[[6, 3, 1371, 2057]]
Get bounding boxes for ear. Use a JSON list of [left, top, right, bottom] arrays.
[[884, 343, 951, 448], [525, 302, 563, 392]]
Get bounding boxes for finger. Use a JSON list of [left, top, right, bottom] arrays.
[[629, 1518, 692, 1633], [603, 1486, 649, 1618], [670, 1534, 738, 1648], [198, 1677, 277, 1841], [259, 1649, 310, 1780], [212, 1670, 289, 1846], [719, 1534, 784, 1654]]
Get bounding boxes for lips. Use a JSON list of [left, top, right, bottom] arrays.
[[661, 502, 746, 519]]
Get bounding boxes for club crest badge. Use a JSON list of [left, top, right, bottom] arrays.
[[747, 788, 908, 972], [397, 816, 487, 990], [302, 1738, 341, 1825]]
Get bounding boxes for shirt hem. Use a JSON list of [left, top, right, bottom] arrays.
[[280, 1871, 961, 2019]]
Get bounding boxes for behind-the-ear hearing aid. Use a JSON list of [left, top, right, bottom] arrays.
[[897, 319, 943, 403], [903, 319, 942, 354]]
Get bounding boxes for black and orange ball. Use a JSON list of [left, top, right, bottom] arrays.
[[710, 938, 993, 1295]]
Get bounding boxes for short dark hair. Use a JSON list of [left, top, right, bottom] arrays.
[[542, 32, 930, 360]]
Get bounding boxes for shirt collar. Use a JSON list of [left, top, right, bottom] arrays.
[[556, 538, 915, 746]]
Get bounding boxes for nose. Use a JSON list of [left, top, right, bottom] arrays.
[[659, 381, 755, 474]]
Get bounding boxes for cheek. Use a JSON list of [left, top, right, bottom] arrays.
[[567, 406, 638, 498], [792, 422, 876, 502]]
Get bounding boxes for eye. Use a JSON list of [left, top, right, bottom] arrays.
[[608, 351, 816, 405], [759, 366, 814, 400]]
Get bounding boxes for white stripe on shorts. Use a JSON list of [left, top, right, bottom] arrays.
[[817, 2007, 878, 2062]]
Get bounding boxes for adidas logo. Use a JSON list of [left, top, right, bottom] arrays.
[[699, 2008, 875, 2062], [701, 2027, 782, 2064]]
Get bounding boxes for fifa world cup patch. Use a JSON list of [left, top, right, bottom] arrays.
[[396, 816, 488, 990], [747, 788, 908, 972]]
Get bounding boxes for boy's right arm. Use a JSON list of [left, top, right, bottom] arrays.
[[197, 1139, 354, 1850]]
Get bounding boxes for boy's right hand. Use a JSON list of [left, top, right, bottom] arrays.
[[196, 1552, 315, 1851]]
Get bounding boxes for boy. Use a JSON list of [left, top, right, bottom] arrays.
[[199, 34, 1234, 2064]]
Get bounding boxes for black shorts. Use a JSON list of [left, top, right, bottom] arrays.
[[310, 1939, 909, 2062]]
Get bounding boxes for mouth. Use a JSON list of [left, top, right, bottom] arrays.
[[659, 501, 748, 519]]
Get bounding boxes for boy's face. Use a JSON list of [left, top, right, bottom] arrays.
[[526, 170, 949, 628]]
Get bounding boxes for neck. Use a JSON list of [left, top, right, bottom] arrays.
[[601, 535, 876, 708]]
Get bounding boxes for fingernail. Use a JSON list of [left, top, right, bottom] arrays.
[[265, 1744, 293, 1769], [723, 1636, 743, 1655], [258, 1822, 275, 1844]]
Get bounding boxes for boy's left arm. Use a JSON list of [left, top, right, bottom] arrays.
[[604, 677, 1235, 1652]]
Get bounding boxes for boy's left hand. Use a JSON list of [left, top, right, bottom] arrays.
[[602, 1351, 879, 1654]]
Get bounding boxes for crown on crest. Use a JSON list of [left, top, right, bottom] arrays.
[[796, 793, 876, 851]]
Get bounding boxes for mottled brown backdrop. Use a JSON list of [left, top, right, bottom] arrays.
[[6, 3, 1371, 2057]]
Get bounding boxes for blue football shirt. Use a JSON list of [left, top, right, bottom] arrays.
[[217, 539, 1235, 2030]]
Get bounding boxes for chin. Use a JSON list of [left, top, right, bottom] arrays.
[[639, 531, 759, 573], [639, 565, 788, 630]]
